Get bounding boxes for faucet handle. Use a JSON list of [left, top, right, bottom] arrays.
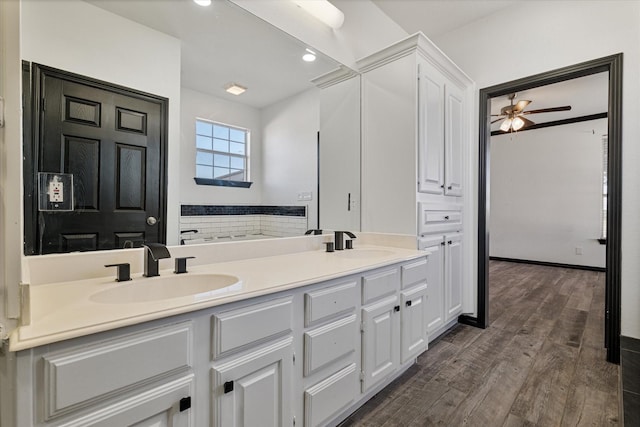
[[174, 256, 196, 274], [105, 263, 131, 282]]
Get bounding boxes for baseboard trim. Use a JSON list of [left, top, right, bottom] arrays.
[[489, 256, 606, 272]]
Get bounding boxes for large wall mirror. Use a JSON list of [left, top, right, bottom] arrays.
[[21, 0, 360, 254]]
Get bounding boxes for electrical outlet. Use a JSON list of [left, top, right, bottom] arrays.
[[575, 247, 583, 255]]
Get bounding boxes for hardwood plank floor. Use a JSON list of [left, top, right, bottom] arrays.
[[340, 261, 620, 426]]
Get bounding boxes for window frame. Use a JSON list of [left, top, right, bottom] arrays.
[[194, 119, 252, 188]]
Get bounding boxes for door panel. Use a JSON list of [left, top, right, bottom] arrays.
[[401, 283, 428, 363], [445, 84, 464, 196], [361, 295, 399, 392], [445, 233, 464, 320], [418, 61, 445, 195], [30, 64, 167, 254]]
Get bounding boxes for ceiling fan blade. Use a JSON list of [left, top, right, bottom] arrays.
[[491, 118, 504, 124], [520, 116, 536, 127], [513, 100, 531, 113], [522, 106, 572, 115]]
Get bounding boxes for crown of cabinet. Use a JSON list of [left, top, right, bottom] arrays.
[[356, 32, 473, 88]]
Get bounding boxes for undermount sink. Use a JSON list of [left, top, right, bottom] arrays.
[[91, 274, 241, 304], [334, 249, 395, 259]]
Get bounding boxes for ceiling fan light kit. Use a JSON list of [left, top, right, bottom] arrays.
[[493, 93, 571, 133]]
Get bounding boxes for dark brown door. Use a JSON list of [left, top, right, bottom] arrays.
[[31, 65, 167, 254]]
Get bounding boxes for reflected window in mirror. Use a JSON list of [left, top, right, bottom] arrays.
[[194, 120, 252, 188]]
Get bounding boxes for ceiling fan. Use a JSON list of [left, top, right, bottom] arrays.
[[492, 93, 572, 132]]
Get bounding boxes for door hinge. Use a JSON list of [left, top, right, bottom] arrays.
[[293, 416, 296, 426], [293, 352, 296, 365], [360, 322, 365, 333], [360, 371, 365, 382]]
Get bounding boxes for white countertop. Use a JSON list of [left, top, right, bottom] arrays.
[[10, 244, 425, 351]]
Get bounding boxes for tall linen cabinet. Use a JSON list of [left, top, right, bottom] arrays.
[[358, 33, 475, 340]]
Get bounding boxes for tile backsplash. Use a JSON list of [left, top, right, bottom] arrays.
[[180, 205, 308, 241]]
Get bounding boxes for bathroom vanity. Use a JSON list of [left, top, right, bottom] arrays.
[[7, 235, 429, 426]]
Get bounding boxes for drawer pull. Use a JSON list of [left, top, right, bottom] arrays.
[[224, 381, 234, 394], [405, 300, 412, 307], [394, 305, 400, 312], [179, 396, 191, 412]]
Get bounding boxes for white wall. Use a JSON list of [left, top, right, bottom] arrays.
[[433, 1, 640, 338], [261, 88, 320, 229], [180, 88, 263, 206], [490, 120, 607, 268], [230, 0, 407, 69], [21, 0, 182, 245]]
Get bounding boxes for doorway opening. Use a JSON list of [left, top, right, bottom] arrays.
[[472, 54, 622, 363]]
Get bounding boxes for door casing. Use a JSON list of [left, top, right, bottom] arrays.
[[459, 53, 623, 364]]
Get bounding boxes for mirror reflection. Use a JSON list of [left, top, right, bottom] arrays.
[[21, 0, 355, 254]]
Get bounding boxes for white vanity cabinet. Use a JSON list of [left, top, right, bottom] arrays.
[[302, 278, 359, 427], [11, 256, 430, 427], [360, 263, 428, 393], [420, 232, 464, 339], [211, 296, 294, 427], [18, 322, 196, 427]]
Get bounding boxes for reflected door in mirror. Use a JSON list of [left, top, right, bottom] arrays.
[[28, 65, 167, 254]]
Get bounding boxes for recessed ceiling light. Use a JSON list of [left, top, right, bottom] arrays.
[[302, 48, 316, 62], [193, 0, 212, 6], [224, 83, 247, 96]]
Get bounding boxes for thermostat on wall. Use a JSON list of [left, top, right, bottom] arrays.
[[38, 172, 74, 212]]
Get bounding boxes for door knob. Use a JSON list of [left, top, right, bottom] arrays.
[[146, 216, 158, 226]]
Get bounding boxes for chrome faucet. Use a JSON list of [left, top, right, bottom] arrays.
[[334, 231, 356, 250], [143, 243, 171, 277]]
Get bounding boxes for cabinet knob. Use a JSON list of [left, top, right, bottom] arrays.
[[440, 185, 444, 188], [394, 305, 400, 312], [444, 216, 449, 220], [224, 381, 234, 394], [448, 240, 453, 245], [405, 300, 412, 307], [179, 396, 191, 412], [440, 241, 446, 246], [447, 186, 452, 190]]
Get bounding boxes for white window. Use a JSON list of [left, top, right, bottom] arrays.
[[195, 120, 249, 184]]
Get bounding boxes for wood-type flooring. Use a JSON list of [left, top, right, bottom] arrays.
[[340, 261, 620, 426]]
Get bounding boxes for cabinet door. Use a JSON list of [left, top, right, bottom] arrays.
[[444, 83, 464, 196], [401, 283, 428, 363], [421, 236, 445, 335], [445, 233, 464, 320], [418, 61, 446, 195], [62, 376, 194, 427], [212, 337, 293, 427], [361, 295, 400, 392]]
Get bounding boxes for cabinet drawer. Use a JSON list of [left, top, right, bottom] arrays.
[[305, 280, 357, 327], [304, 314, 357, 376], [41, 322, 192, 420], [401, 258, 428, 289], [418, 203, 462, 235], [304, 363, 357, 427], [212, 296, 293, 360], [362, 267, 399, 305]]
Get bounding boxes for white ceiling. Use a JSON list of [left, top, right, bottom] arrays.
[[86, 0, 339, 109], [371, 0, 522, 39]]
